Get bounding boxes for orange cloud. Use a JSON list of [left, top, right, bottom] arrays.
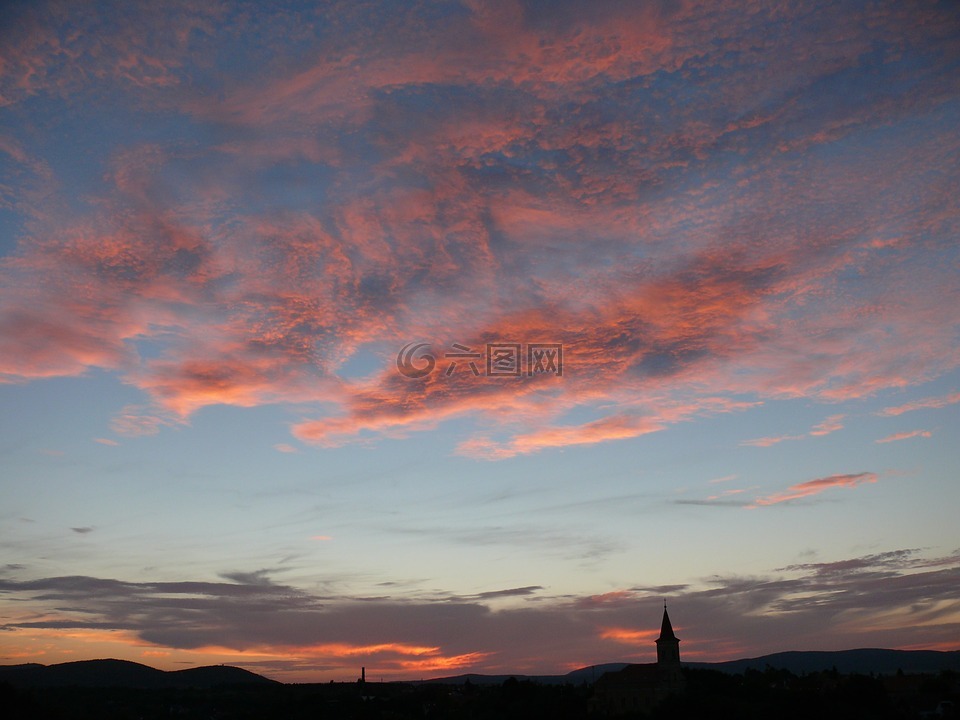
[[0, 305, 133, 382], [743, 414, 845, 446], [0, 0, 957, 464], [395, 651, 492, 673], [141, 650, 170, 658], [0, 626, 171, 667], [809, 414, 845, 436], [134, 356, 343, 418], [457, 415, 663, 460], [751, 472, 879, 507], [287, 244, 780, 455], [875, 430, 932, 444], [878, 392, 960, 416], [600, 628, 660, 645], [298, 642, 439, 658], [183, 641, 490, 678]]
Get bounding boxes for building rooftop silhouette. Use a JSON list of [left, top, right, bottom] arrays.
[[591, 604, 686, 715]]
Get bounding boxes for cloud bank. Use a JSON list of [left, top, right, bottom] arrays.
[[2, 548, 957, 680], [0, 0, 957, 457]]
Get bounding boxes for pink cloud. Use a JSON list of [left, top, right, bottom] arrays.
[[0, 307, 131, 381], [0, 2, 221, 107], [110, 405, 179, 437], [875, 430, 932, 444], [133, 355, 342, 418], [0, 0, 956, 460], [878, 392, 960, 417], [740, 433, 806, 448], [742, 414, 846, 446], [809, 414, 845, 436], [458, 415, 664, 460], [751, 472, 879, 507]]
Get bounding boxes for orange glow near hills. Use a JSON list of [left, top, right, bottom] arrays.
[[396, 652, 492, 673], [600, 628, 660, 644], [297, 642, 441, 658]]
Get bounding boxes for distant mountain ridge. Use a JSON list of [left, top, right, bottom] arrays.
[[3, 649, 957, 688], [685, 648, 960, 676], [0, 659, 277, 688], [424, 649, 960, 686]]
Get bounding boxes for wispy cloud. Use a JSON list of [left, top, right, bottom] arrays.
[[740, 433, 806, 448], [110, 405, 180, 437], [876, 430, 932, 444], [742, 414, 845, 447], [456, 415, 664, 460], [878, 392, 960, 417], [473, 586, 543, 600], [751, 472, 879, 507], [809, 414, 846, 436]]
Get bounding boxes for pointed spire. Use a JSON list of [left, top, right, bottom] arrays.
[[658, 602, 677, 641]]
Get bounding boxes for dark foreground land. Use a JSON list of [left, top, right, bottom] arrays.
[[3, 667, 959, 720]]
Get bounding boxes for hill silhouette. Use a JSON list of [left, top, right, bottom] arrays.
[[424, 648, 960, 685], [2, 649, 957, 689], [684, 648, 960, 676], [0, 659, 276, 688]]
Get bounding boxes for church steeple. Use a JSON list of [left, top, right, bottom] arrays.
[[658, 602, 677, 642], [655, 602, 680, 668]]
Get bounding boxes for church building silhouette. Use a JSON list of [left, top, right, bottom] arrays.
[[591, 604, 686, 714]]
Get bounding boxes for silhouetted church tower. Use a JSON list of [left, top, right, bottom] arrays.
[[656, 602, 683, 691], [591, 602, 686, 713], [655, 602, 680, 667]]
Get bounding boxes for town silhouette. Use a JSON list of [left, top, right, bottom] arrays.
[[3, 604, 957, 719]]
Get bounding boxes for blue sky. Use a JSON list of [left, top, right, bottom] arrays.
[[1, 0, 958, 681]]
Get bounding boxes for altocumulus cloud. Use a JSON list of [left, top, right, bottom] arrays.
[[0, 1, 957, 456]]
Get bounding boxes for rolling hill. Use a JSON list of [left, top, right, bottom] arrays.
[[0, 659, 277, 688]]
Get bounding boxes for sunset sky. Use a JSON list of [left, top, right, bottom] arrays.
[[1, 0, 959, 683]]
